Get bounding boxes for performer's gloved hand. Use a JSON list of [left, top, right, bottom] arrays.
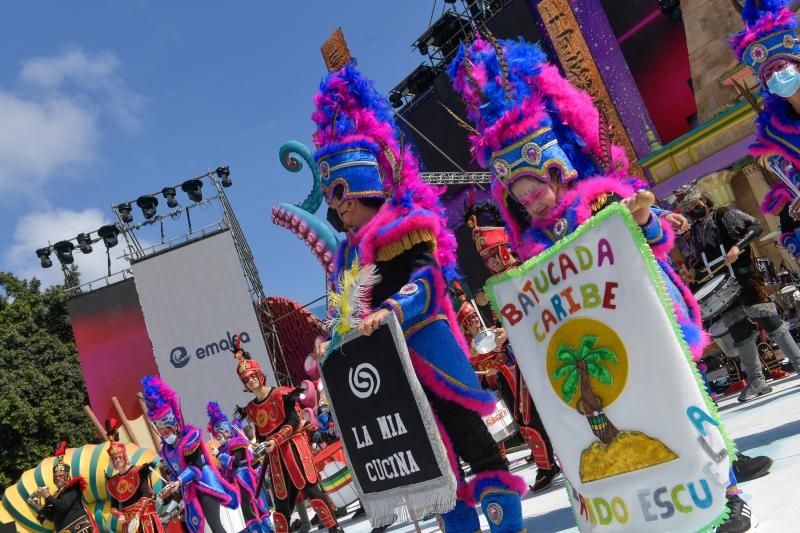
[[211, 447, 219, 457], [359, 308, 390, 336], [265, 440, 277, 454], [494, 327, 508, 347]]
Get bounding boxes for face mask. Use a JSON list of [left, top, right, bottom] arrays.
[[164, 433, 178, 445], [217, 437, 227, 446], [767, 65, 800, 98], [687, 204, 707, 220], [326, 207, 346, 233]]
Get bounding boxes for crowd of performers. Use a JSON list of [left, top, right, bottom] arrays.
[[28, 2, 800, 532]]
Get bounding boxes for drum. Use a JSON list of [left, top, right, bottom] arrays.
[[482, 394, 518, 443], [471, 329, 498, 355], [778, 271, 793, 285], [315, 441, 358, 510], [693, 275, 742, 320], [756, 257, 777, 285], [778, 285, 800, 313]]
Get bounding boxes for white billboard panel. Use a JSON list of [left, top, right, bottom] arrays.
[[132, 229, 275, 428]]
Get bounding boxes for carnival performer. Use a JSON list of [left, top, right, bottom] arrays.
[[104, 419, 164, 533], [234, 348, 343, 533], [461, 210, 560, 492], [207, 401, 273, 533], [447, 34, 757, 533], [730, 1, 800, 224], [310, 61, 526, 533], [27, 441, 98, 533], [678, 183, 800, 400], [141, 376, 239, 533]]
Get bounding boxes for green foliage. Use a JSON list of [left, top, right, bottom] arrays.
[[0, 272, 95, 488], [551, 335, 618, 402]]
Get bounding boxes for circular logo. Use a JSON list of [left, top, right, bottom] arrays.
[[522, 141, 542, 166], [170, 346, 190, 368], [319, 160, 331, 180], [492, 158, 510, 180], [546, 317, 628, 410], [348, 363, 381, 399]]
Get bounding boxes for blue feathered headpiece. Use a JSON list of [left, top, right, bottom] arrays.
[[730, 0, 800, 79], [206, 401, 231, 436]]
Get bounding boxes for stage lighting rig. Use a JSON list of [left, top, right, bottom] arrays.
[[36, 248, 53, 268], [53, 241, 75, 265], [162, 186, 179, 208], [136, 195, 159, 220], [98, 224, 120, 248], [76, 233, 93, 254], [117, 202, 134, 224], [216, 166, 232, 188], [181, 179, 203, 203]]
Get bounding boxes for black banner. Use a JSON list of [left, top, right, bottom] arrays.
[[321, 322, 442, 494]]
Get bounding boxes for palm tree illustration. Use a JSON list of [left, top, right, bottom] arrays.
[[552, 335, 620, 444]]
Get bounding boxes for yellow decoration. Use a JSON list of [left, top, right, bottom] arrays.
[[579, 430, 679, 483], [375, 229, 437, 262]]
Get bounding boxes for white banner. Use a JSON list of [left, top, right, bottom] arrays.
[[132, 229, 275, 428], [487, 206, 731, 532]]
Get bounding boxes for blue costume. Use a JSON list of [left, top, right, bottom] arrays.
[[141, 377, 238, 533], [313, 62, 526, 532]]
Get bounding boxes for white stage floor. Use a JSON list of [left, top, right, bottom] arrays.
[[337, 374, 800, 532]]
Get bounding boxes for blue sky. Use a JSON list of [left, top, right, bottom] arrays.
[[0, 1, 441, 305]]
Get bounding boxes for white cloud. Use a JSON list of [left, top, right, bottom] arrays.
[[5, 208, 132, 288], [20, 48, 145, 130], [0, 47, 144, 198], [0, 92, 97, 195]]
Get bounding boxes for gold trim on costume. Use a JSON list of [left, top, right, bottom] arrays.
[[375, 229, 437, 262]]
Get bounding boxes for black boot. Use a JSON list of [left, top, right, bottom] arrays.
[[732, 452, 772, 482], [716, 495, 752, 533], [530, 464, 561, 493]]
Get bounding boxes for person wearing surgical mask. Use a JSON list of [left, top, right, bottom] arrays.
[[141, 376, 239, 533], [730, 1, 800, 229]]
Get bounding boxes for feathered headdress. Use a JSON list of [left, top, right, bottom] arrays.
[[730, 0, 800, 80], [141, 375, 183, 433], [447, 35, 628, 249], [53, 440, 70, 477], [312, 62, 449, 211], [206, 401, 231, 436], [312, 61, 461, 282], [104, 418, 127, 460]]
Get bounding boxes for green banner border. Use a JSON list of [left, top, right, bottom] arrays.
[[486, 203, 734, 532]]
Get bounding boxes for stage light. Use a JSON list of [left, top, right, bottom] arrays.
[[117, 203, 134, 224], [390, 92, 404, 109], [181, 179, 203, 203], [76, 233, 93, 254], [162, 187, 178, 208], [98, 225, 120, 248], [216, 166, 232, 188], [136, 195, 159, 220], [36, 248, 53, 268], [53, 241, 75, 265]]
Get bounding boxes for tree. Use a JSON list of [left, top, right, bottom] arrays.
[[0, 272, 95, 488], [552, 335, 619, 444]]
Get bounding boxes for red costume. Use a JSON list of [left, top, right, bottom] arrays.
[[106, 440, 164, 533], [462, 212, 560, 491], [236, 351, 340, 533]]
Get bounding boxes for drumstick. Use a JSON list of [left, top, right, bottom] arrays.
[[696, 262, 730, 284]]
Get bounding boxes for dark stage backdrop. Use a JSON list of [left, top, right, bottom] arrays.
[[67, 278, 159, 421]]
